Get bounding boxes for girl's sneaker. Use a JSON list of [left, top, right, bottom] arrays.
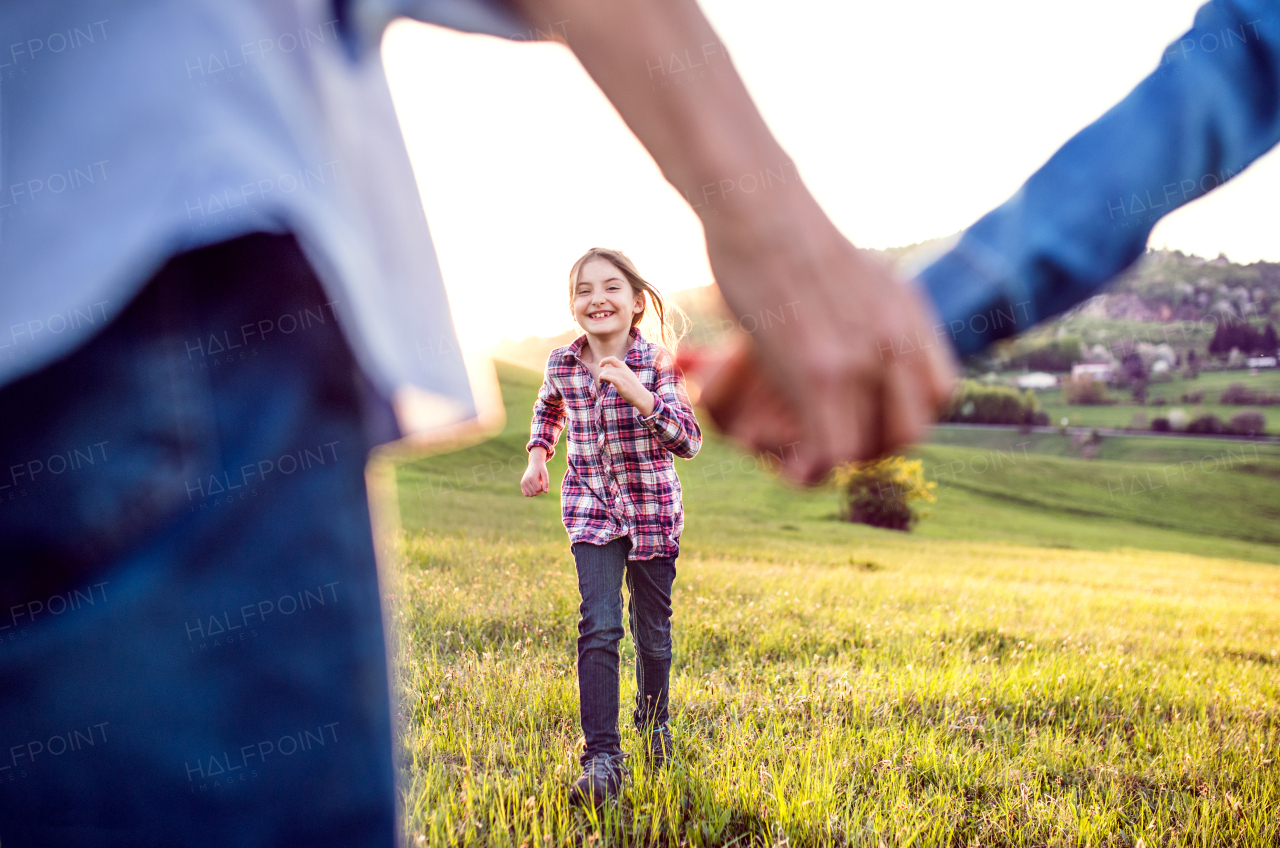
[[644, 726, 674, 771], [569, 753, 629, 806]]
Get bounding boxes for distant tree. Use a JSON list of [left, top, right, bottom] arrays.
[[1263, 323, 1279, 357], [1120, 351, 1147, 383], [1208, 325, 1226, 356], [1208, 321, 1263, 357]]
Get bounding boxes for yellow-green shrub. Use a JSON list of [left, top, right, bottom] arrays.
[[832, 456, 937, 531]]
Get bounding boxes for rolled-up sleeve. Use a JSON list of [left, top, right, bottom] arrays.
[[919, 0, 1280, 356], [637, 360, 702, 460], [527, 370, 567, 460]]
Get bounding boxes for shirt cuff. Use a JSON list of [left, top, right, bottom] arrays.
[[526, 437, 555, 460], [638, 395, 665, 424], [916, 238, 1036, 357]]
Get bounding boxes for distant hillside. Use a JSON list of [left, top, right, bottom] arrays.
[[489, 245, 1280, 372], [1088, 249, 1280, 323], [490, 329, 580, 373]]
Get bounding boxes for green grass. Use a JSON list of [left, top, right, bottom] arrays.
[[388, 362, 1280, 846]]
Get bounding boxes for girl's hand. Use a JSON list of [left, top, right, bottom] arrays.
[[597, 356, 655, 415], [521, 449, 550, 496]]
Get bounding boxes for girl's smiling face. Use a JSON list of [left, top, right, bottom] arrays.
[[573, 258, 644, 337]]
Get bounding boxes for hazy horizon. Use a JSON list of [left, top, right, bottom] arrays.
[[384, 0, 1280, 351]]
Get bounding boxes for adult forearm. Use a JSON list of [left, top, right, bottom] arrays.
[[919, 0, 1280, 355]]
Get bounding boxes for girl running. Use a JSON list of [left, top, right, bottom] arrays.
[[521, 247, 701, 806]]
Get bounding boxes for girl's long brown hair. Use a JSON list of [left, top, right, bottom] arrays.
[[568, 248, 687, 351]]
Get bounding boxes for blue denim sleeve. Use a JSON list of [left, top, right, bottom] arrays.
[[335, 0, 526, 56], [917, 0, 1280, 355]]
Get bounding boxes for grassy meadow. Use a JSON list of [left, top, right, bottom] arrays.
[[385, 362, 1280, 846]]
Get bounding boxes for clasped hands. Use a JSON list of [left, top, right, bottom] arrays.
[[678, 196, 958, 486]]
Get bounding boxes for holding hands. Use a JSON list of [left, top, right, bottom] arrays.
[[686, 209, 957, 485]]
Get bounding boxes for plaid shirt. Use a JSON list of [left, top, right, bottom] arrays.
[[527, 328, 701, 560]]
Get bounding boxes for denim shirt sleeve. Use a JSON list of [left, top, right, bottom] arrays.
[[918, 0, 1280, 355], [335, 0, 526, 56]]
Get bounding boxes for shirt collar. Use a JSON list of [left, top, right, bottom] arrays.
[[561, 327, 648, 365]]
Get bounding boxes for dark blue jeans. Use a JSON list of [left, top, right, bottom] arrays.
[[0, 234, 399, 847], [572, 538, 677, 763]]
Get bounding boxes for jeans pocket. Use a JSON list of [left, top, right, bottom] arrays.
[[0, 269, 219, 602]]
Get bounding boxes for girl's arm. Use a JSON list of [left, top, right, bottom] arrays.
[[636, 355, 701, 460], [522, 370, 566, 497], [526, 369, 567, 460]]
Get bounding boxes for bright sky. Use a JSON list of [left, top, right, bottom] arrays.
[[382, 0, 1280, 350]]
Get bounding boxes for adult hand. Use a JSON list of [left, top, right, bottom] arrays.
[[695, 206, 958, 483], [597, 356, 656, 415], [520, 448, 550, 496]]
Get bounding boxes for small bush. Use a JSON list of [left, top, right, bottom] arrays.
[[940, 380, 1044, 425], [1229, 411, 1266, 436], [1220, 383, 1280, 405], [1220, 383, 1255, 404], [1151, 418, 1171, 432], [1062, 375, 1116, 405], [833, 456, 936, 532], [1181, 390, 1205, 404], [1185, 414, 1226, 435], [1150, 396, 1167, 406]]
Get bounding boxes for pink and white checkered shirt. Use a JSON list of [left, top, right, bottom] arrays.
[[527, 328, 701, 560]]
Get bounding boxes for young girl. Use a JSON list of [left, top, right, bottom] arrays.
[[520, 248, 702, 806]]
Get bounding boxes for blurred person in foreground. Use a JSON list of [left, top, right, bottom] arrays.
[[694, 0, 1280, 451], [0, 0, 949, 845]]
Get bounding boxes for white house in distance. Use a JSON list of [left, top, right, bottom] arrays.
[[1015, 372, 1058, 389], [1246, 356, 1277, 368], [1072, 362, 1114, 382]]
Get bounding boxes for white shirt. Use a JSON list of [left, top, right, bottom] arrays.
[[0, 0, 520, 433]]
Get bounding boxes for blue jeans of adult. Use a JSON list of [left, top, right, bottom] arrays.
[[0, 233, 400, 847], [572, 537, 677, 763]]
